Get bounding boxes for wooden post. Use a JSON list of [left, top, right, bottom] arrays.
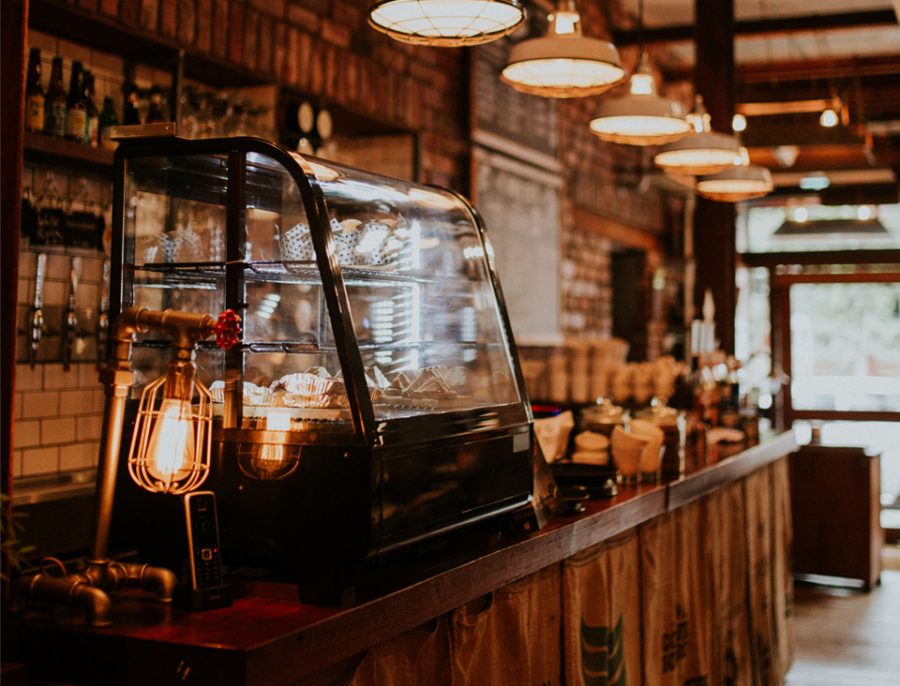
[[1, 0, 27, 600], [693, 0, 736, 354], [1, 0, 27, 510]]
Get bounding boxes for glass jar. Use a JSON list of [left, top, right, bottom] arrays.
[[580, 397, 625, 437], [634, 399, 685, 479]]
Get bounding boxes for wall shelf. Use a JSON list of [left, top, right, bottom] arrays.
[[23, 132, 115, 172], [29, 0, 275, 89]]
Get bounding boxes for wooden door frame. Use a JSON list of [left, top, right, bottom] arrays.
[[770, 270, 900, 426]]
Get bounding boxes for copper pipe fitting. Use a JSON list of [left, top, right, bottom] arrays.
[[14, 572, 113, 627]]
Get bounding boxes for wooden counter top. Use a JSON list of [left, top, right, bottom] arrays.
[[19, 432, 797, 685]]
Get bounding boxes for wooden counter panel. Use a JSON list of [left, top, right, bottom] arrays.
[[19, 434, 795, 684], [667, 431, 798, 510]]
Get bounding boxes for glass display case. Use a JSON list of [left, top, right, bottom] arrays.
[[109, 135, 534, 603]]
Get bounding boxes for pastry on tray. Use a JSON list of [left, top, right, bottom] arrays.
[[209, 380, 274, 406]]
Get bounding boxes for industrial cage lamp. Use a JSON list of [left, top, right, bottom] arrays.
[[501, 0, 625, 98], [14, 307, 240, 626], [368, 0, 526, 47]]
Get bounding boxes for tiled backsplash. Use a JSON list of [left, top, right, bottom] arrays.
[[12, 361, 103, 480], [15, 197, 108, 485]]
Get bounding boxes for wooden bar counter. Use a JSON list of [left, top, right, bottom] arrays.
[[17, 432, 798, 686]]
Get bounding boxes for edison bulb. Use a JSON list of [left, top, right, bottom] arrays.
[[145, 399, 195, 484], [250, 409, 298, 480]]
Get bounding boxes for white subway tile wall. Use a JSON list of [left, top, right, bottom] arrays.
[[13, 362, 103, 479]]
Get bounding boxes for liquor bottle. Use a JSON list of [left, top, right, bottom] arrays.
[[145, 86, 166, 123], [717, 356, 741, 428], [83, 71, 99, 147], [122, 70, 141, 125], [98, 97, 118, 149], [25, 48, 45, 133], [44, 56, 67, 137], [65, 60, 87, 142]]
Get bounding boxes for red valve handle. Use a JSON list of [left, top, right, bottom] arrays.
[[214, 309, 242, 350]]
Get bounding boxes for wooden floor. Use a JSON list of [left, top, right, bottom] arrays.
[[787, 549, 900, 685]]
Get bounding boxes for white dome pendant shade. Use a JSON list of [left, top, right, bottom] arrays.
[[501, 0, 625, 98], [368, 0, 525, 47], [653, 96, 740, 175], [696, 147, 773, 202], [589, 53, 690, 145]]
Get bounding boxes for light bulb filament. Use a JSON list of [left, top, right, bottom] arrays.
[[146, 399, 195, 483]]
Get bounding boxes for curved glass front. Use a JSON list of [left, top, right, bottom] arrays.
[[304, 156, 523, 420], [119, 140, 525, 449]]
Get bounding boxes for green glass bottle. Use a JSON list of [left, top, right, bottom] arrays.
[[44, 56, 67, 137], [25, 48, 45, 133], [64, 60, 86, 142], [98, 96, 118, 149], [83, 71, 99, 147]]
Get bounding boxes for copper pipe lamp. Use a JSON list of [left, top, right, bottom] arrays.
[[14, 307, 239, 626]]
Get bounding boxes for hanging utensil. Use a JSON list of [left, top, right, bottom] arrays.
[[96, 258, 110, 364], [62, 256, 81, 371], [29, 253, 48, 369]]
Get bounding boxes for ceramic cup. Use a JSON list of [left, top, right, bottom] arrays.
[[611, 426, 648, 483], [355, 221, 392, 266], [280, 222, 315, 263], [333, 218, 362, 266], [630, 419, 665, 482]]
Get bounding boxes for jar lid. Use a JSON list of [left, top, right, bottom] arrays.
[[634, 397, 679, 426], [581, 397, 624, 424]]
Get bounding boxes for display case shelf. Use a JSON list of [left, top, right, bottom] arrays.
[[134, 261, 482, 288]]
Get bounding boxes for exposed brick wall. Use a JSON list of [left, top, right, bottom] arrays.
[[50, 0, 472, 190], [16, 1, 684, 487], [556, 1, 680, 347]]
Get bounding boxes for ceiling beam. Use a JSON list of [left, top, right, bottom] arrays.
[[614, 9, 898, 46], [736, 55, 900, 84], [662, 54, 900, 85]]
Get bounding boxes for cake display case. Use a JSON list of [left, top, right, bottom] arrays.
[[109, 135, 534, 603]]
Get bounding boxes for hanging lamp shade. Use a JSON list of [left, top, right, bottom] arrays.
[[696, 147, 773, 202], [368, 0, 525, 47], [501, 1, 625, 98], [589, 53, 690, 145], [653, 96, 740, 175]]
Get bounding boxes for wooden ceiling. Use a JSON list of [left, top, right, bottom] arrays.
[[612, 1, 900, 201]]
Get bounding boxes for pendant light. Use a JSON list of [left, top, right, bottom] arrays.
[[589, 57, 690, 145], [653, 95, 740, 175], [501, 0, 625, 98], [588, 0, 689, 145], [368, 0, 525, 47], [695, 147, 773, 202]]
